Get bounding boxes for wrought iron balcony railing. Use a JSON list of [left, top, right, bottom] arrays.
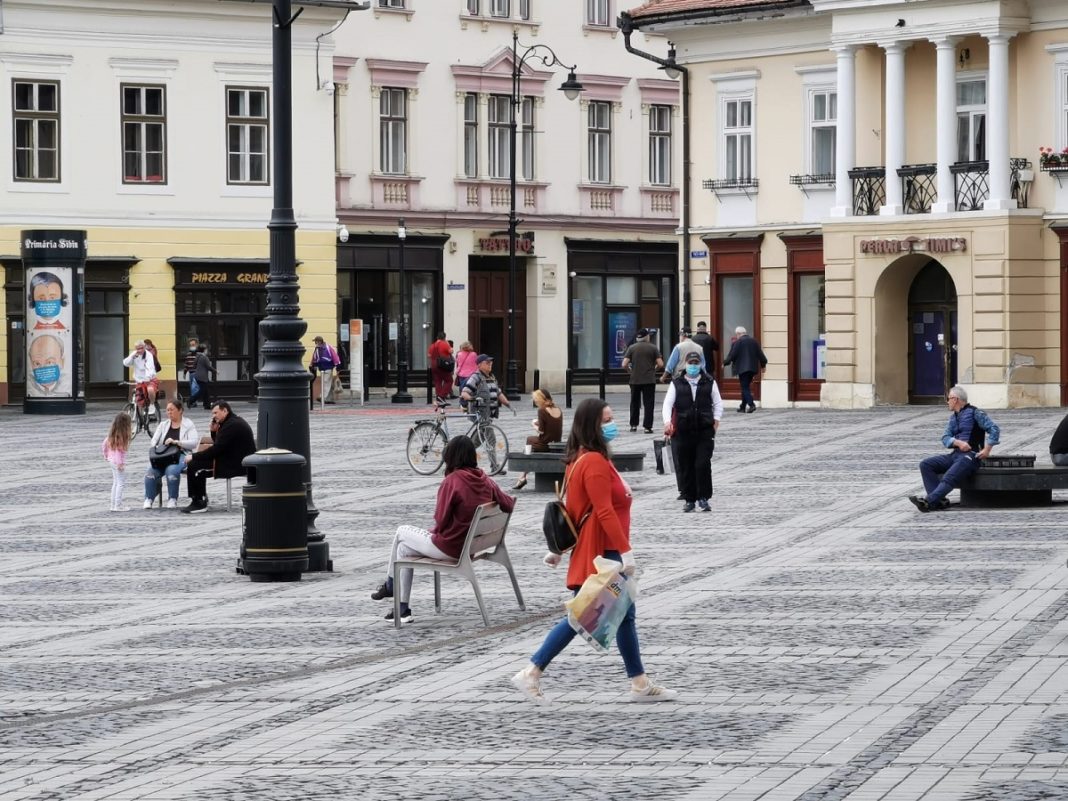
[[849, 159, 1031, 215], [898, 163, 936, 215], [848, 166, 885, 216], [951, 158, 1031, 211]]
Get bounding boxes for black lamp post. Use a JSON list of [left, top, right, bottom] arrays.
[[392, 217, 412, 403], [505, 30, 582, 400]]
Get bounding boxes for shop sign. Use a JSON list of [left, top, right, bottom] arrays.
[[476, 233, 534, 254], [177, 267, 269, 286], [447, 282, 465, 290], [859, 236, 967, 255], [690, 250, 708, 259]]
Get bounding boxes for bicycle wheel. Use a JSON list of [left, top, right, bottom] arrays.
[[406, 422, 447, 475], [474, 423, 509, 476], [121, 403, 139, 441], [142, 405, 156, 438]]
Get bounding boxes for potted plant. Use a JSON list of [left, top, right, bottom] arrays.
[[1040, 146, 1068, 170]]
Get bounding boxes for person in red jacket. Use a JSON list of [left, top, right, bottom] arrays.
[[511, 398, 678, 703], [371, 435, 515, 623], [427, 331, 454, 402]]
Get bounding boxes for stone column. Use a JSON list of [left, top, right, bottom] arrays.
[[932, 36, 959, 213], [831, 45, 856, 217], [984, 33, 1016, 210], [880, 41, 910, 216]]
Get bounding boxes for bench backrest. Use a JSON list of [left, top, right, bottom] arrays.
[[464, 502, 511, 560]]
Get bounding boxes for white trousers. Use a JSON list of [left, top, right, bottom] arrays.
[[386, 524, 451, 604], [109, 465, 126, 509]]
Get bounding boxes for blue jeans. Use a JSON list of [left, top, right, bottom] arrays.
[[920, 450, 981, 504], [145, 461, 185, 501], [738, 371, 755, 409], [530, 550, 645, 678]]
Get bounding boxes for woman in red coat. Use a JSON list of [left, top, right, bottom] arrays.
[[511, 398, 677, 703], [427, 331, 454, 402]]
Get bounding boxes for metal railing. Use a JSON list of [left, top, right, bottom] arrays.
[[848, 166, 885, 216], [898, 163, 936, 215]]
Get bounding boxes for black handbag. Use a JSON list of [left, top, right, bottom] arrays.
[[542, 455, 591, 555], [437, 356, 455, 372], [149, 442, 181, 470]]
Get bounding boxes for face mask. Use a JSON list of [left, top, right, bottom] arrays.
[[686, 364, 701, 377], [34, 299, 61, 319], [601, 421, 618, 442], [33, 364, 60, 385]]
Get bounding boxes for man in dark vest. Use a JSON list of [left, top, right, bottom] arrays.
[[909, 385, 1000, 512], [662, 351, 723, 513], [181, 400, 257, 514]]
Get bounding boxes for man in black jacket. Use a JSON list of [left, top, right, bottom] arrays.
[[181, 400, 256, 514], [723, 326, 768, 413], [691, 321, 719, 369]]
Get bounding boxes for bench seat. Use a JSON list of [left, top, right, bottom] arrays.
[[958, 464, 1068, 507], [507, 451, 645, 492]]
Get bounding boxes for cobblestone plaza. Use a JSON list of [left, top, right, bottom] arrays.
[[2, 397, 1068, 800]]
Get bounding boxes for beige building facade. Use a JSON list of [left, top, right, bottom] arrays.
[[627, 0, 1068, 409]]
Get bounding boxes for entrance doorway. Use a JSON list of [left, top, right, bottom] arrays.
[[908, 260, 957, 403], [469, 257, 526, 391]]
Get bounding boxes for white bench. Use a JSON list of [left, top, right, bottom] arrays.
[[391, 502, 524, 628]]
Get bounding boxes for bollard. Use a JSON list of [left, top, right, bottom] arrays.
[[426, 368, 434, 405], [236, 448, 309, 582], [598, 368, 606, 400], [565, 368, 573, 409], [531, 370, 540, 407]]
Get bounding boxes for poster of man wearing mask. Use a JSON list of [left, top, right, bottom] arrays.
[[26, 267, 73, 399]]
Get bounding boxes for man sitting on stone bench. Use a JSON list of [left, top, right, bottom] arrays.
[[909, 385, 1000, 513]]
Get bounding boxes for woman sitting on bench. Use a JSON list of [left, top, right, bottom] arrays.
[[371, 435, 516, 624], [513, 388, 563, 491]]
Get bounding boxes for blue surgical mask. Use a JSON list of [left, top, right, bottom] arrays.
[[33, 364, 60, 385], [601, 421, 618, 442], [685, 364, 701, 377], [34, 299, 61, 319]]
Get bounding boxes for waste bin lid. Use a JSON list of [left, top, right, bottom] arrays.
[[257, 447, 292, 455]]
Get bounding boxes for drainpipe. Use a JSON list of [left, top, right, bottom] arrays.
[[618, 11, 691, 328]]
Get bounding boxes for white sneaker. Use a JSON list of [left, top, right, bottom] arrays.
[[511, 666, 546, 703], [143, 498, 154, 509], [110, 505, 130, 512], [629, 678, 678, 703], [166, 498, 178, 509]]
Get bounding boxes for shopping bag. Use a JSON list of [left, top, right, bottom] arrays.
[[662, 440, 675, 475], [565, 556, 638, 653]]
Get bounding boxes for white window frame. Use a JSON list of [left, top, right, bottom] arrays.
[[806, 86, 836, 178], [586, 0, 610, 26], [121, 84, 166, 184], [466, 0, 479, 13], [587, 100, 612, 183], [487, 94, 511, 179], [225, 86, 269, 185], [378, 0, 405, 8], [12, 79, 60, 183], [379, 87, 407, 175], [648, 103, 671, 186], [955, 72, 986, 163], [520, 96, 534, 180], [720, 93, 753, 183], [491, 0, 510, 17], [463, 92, 478, 178], [1059, 61, 1068, 151]]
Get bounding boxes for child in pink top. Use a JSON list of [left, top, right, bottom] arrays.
[[102, 412, 133, 512]]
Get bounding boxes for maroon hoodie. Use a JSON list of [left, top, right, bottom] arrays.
[[430, 467, 516, 558]]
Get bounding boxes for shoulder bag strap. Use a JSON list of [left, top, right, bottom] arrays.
[[557, 452, 593, 528]]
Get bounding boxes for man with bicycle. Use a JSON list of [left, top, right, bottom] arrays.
[[123, 340, 159, 411], [460, 354, 511, 416]]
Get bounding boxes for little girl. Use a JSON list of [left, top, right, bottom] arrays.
[[102, 413, 132, 512]]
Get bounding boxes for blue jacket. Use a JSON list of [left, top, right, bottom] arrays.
[[941, 404, 1000, 450]]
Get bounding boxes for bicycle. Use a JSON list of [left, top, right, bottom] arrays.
[[119, 381, 162, 440], [406, 398, 510, 476]]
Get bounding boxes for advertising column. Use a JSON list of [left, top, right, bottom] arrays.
[[22, 229, 87, 415]]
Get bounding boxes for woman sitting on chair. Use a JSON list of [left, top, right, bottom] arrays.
[[371, 435, 515, 624]]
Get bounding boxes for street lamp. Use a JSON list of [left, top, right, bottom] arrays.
[[392, 217, 412, 403], [504, 30, 582, 400]]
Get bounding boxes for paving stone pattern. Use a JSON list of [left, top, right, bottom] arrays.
[[2, 397, 1068, 799]]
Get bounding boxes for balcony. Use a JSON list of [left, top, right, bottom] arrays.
[[848, 159, 1031, 215]]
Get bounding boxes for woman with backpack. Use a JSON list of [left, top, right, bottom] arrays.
[[427, 331, 454, 403]]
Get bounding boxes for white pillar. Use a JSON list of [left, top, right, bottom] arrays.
[[831, 45, 856, 217], [880, 41, 909, 216], [984, 33, 1016, 210], [932, 36, 959, 213]]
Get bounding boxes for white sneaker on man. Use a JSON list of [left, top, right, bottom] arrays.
[[166, 498, 178, 509], [143, 498, 154, 510]]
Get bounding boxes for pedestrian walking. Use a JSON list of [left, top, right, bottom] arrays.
[[428, 331, 455, 402], [102, 412, 133, 512], [371, 435, 516, 623], [511, 398, 678, 703], [663, 351, 723, 513], [621, 328, 663, 433], [661, 327, 704, 381], [189, 345, 217, 410], [722, 326, 767, 413], [455, 341, 477, 390], [513, 388, 564, 490], [909, 385, 1000, 512], [309, 335, 341, 405], [691, 321, 719, 367], [182, 338, 199, 400]]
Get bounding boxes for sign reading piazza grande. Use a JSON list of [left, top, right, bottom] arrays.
[[859, 236, 967, 255]]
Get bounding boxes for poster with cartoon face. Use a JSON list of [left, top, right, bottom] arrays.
[[27, 330, 72, 398], [27, 267, 70, 331]]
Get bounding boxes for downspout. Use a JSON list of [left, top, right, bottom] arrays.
[[618, 11, 691, 328]]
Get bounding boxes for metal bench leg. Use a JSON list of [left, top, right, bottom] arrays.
[[434, 571, 442, 614], [226, 478, 233, 512], [393, 563, 403, 630], [468, 572, 491, 627], [499, 546, 525, 610]]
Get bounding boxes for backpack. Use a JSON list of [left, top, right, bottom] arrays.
[[542, 455, 591, 555], [437, 355, 455, 372]]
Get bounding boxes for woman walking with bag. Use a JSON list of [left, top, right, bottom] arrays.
[[511, 397, 677, 703]]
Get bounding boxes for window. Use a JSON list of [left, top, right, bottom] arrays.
[[379, 87, 407, 175], [463, 93, 478, 178], [519, 0, 531, 19], [378, 0, 405, 7], [521, 96, 534, 180], [810, 89, 836, 176], [722, 96, 752, 181], [586, 0, 609, 26], [648, 104, 671, 185], [956, 77, 986, 162], [226, 87, 269, 185], [491, 0, 509, 17], [121, 85, 166, 183], [466, 0, 479, 12], [488, 94, 511, 179], [588, 100, 611, 183], [13, 80, 59, 182]]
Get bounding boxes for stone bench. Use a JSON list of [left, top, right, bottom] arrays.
[[507, 451, 645, 492], [958, 463, 1068, 507]]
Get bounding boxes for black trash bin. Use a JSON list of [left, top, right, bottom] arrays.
[[237, 448, 309, 582]]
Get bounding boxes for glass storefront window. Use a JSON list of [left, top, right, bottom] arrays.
[[797, 274, 826, 380], [719, 275, 754, 356], [572, 276, 603, 368], [606, 276, 637, 304]]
